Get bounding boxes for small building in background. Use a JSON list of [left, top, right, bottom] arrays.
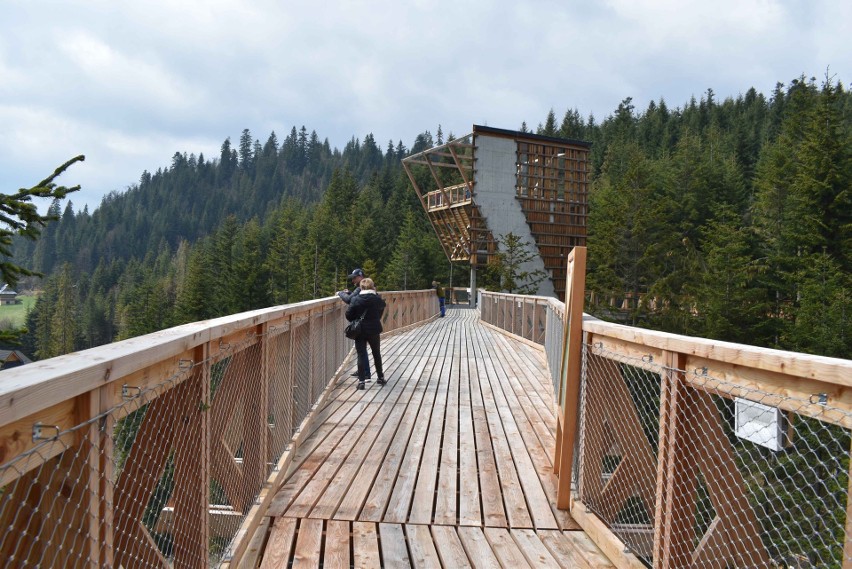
[[0, 284, 20, 305], [0, 349, 31, 370]]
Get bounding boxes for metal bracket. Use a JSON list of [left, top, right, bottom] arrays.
[[694, 366, 708, 376], [32, 422, 60, 442], [642, 354, 654, 363], [122, 384, 142, 400], [178, 359, 193, 371], [809, 393, 828, 406]]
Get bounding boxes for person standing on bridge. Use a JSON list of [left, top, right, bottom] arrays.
[[433, 280, 446, 317], [340, 268, 372, 380], [345, 278, 386, 390]]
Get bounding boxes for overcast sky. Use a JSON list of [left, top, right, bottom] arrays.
[[1, 0, 849, 212]]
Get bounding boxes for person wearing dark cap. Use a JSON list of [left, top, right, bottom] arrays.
[[338, 268, 365, 304], [339, 268, 371, 379], [345, 277, 386, 390]]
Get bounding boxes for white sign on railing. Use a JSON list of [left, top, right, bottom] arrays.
[[734, 398, 788, 451]]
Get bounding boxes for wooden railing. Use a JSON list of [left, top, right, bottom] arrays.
[[480, 273, 852, 567], [425, 183, 472, 211], [0, 290, 436, 568]]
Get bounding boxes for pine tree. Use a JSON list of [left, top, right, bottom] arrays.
[[231, 218, 270, 311], [693, 206, 771, 344], [540, 109, 558, 137], [218, 137, 237, 184], [266, 200, 305, 304], [785, 250, 851, 357], [174, 240, 214, 323], [3, 156, 83, 286], [239, 128, 254, 172], [586, 141, 659, 322], [384, 211, 425, 290], [484, 232, 548, 294], [47, 263, 79, 357]]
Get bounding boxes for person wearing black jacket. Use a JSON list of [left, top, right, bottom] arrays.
[[345, 277, 386, 390], [340, 268, 370, 379]]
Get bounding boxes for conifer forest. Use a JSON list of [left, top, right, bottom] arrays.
[[3, 75, 850, 363]]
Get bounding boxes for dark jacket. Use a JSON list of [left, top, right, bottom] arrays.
[[346, 290, 385, 337], [338, 286, 361, 304]]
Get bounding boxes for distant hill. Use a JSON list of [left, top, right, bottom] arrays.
[[13, 127, 409, 275]]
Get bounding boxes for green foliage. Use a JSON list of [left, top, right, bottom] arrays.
[[481, 232, 548, 295], [585, 75, 850, 358], [384, 211, 428, 290], [0, 156, 83, 343], [1, 155, 84, 286]]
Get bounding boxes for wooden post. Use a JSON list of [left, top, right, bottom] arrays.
[[172, 344, 210, 568], [654, 350, 693, 568], [81, 389, 102, 566], [99, 385, 116, 567], [243, 327, 269, 509], [555, 246, 586, 510]]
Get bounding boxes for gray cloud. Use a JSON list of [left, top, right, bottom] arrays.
[[1, 0, 848, 211]]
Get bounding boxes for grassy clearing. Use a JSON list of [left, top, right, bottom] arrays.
[[0, 295, 36, 329]]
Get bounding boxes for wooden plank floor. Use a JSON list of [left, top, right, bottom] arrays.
[[254, 308, 615, 568]]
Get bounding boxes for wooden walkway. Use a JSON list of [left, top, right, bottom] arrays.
[[252, 308, 615, 567]]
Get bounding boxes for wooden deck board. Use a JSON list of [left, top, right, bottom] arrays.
[[291, 517, 322, 568], [256, 309, 613, 568]]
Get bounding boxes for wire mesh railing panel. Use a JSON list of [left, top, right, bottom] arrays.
[[678, 370, 850, 568], [534, 303, 547, 344], [323, 312, 333, 393], [0, 367, 204, 568], [267, 328, 293, 464], [544, 304, 565, 402], [514, 299, 523, 337], [577, 343, 852, 568], [578, 345, 661, 562], [292, 318, 312, 436], [0, 415, 106, 567], [309, 313, 321, 403]]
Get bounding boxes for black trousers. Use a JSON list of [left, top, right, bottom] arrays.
[[355, 334, 383, 381]]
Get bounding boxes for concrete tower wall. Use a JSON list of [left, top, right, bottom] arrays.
[[473, 134, 556, 297]]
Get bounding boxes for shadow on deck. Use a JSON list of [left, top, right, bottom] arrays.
[[250, 309, 615, 567]]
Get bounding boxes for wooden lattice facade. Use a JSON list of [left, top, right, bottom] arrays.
[[403, 125, 591, 301]]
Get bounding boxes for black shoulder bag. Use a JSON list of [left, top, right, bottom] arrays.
[[345, 312, 365, 340]]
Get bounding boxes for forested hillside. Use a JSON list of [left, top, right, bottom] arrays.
[[578, 76, 850, 359], [6, 74, 851, 362]]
